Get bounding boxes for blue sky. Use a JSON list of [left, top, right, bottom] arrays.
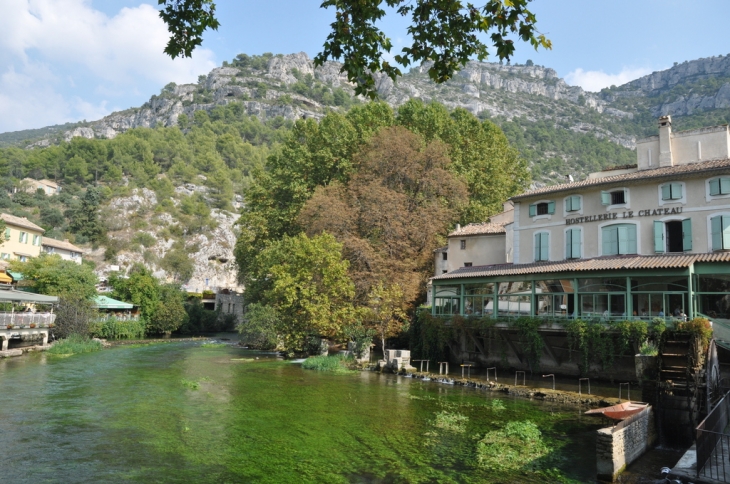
[[1, 0, 729, 134]]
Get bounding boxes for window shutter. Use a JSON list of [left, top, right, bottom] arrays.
[[572, 195, 581, 211], [565, 197, 572, 212], [529, 204, 536, 217], [627, 224, 637, 254], [661, 184, 671, 201], [672, 183, 683, 200], [534, 233, 540, 261], [4, 228, 9, 240], [712, 216, 723, 250], [682, 218, 692, 251], [572, 229, 581, 259], [722, 177, 730, 195], [710, 178, 721, 196], [601, 191, 610, 205], [541, 232, 549, 261], [653, 221, 664, 253], [602, 227, 616, 255], [18, 232, 23, 243], [547, 201, 555, 214], [565, 230, 572, 259], [618, 224, 637, 254], [720, 215, 730, 249]]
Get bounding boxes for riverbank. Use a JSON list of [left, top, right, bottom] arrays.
[[400, 370, 625, 409]]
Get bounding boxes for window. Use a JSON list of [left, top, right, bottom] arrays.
[[3, 228, 9, 240], [442, 252, 447, 261], [661, 183, 683, 201], [460, 240, 466, 250], [0, 253, 8, 260], [709, 177, 730, 196], [19, 231, 27, 244], [464, 262, 472, 267], [565, 228, 581, 259], [442, 270, 448, 274], [654, 220, 691, 253], [528, 201, 555, 217], [565, 195, 581, 212], [711, 215, 730, 251], [601, 189, 627, 206], [32, 234, 40, 246], [602, 224, 637, 255], [18, 255, 27, 262], [534, 232, 550, 261]]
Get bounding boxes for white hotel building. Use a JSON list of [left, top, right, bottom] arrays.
[[432, 117, 730, 333]]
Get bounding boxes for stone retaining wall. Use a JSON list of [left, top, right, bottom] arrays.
[[596, 406, 656, 481]]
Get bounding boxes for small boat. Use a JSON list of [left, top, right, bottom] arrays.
[[585, 401, 649, 421]]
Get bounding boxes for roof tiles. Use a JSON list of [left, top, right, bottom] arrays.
[[448, 222, 506, 237], [432, 253, 730, 280], [512, 158, 730, 200]]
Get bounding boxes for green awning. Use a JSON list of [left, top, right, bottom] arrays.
[[93, 295, 134, 309], [0, 288, 58, 304], [7, 271, 23, 281]]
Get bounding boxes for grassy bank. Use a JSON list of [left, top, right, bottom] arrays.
[[301, 354, 355, 374], [48, 334, 103, 356]]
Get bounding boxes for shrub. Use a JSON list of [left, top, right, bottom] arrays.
[[639, 341, 658, 356], [54, 295, 98, 339], [301, 354, 355, 374], [48, 334, 103, 355], [89, 317, 146, 340]]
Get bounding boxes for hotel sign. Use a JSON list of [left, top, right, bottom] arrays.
[[566, 207, 683, 225]]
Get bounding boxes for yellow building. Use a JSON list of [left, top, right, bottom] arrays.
[[0, 213, 44, 262]]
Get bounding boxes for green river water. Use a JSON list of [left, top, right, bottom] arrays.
[[0, 341, 606, 483]]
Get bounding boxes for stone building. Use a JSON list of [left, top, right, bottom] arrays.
[[215, 291, 244, 322], [41, 237, 83, 264], [432, 116, 730, 331], [0, 213, 44, 262]]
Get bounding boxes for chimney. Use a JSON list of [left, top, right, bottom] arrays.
[[455, 224, 461, 231], [658, 115, 673, 167]]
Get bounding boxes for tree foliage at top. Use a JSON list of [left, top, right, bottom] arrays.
[[158, 0, 550, 97], [10, 254, 98, 300]]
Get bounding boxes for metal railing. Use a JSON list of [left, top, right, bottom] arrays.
[[697, 391, 730, 481], [0, 312, 56, 328]]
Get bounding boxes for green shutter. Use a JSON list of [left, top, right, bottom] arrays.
[[601, 191, 610, 205], [710, 178, 721, 196], [534, 233, 540, 261], [541, 232, 549, 261], [724, 216, 730, 250], [566, 195, 581, 211], [602, 226, 617, 255], [571, 228, 581, 259], [722, 177, 730, 195], [4, 228, 9, 240], [682, 218, 692, 251], [565, 230, 572, 258], [712, 216, 723, 250], [618, 224, 637, 254], [529, 204, 536, 217], [661, 184, 672, 201], [654, 221, 665, 253], [672, 183, 683, 200], [18, 232, 22, 243], [547, 201, 555, 214]]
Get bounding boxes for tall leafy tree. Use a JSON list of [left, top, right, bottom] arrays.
[[248, 232, 357, 352], [158, 0, 550, 97], [10, 254, 98, 300]]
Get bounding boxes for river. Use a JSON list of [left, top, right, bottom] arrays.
[[0, 341, 623, 483]]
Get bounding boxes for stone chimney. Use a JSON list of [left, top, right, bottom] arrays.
[[658, 115, 674, 167]]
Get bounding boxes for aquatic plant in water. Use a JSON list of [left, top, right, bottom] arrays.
[[433, 411, 468, 433], [476, 420, 549, 471], [301, 354, 355, 374], [200, 342, 227, 348], [180, 379, 200, 390], [47, 334, 103, 355], [490, 399, 506, 412]]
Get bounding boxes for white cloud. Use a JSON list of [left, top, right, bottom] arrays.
[[565, 67, 653, 92], [0, 0, 217, 132]]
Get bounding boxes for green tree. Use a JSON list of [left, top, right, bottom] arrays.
[[159, 0, 550, 97], [237, 303, 279, 349], [160, 245, 194, 282], [10, 254, 98, 299], [366, 283, 408, 358], [249, 232, 357, 352], [148, 284, 188, 335], [109, 265, 160, 321], [69, 187, 104, 242]]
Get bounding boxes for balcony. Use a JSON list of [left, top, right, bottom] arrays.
[[0, 312, 56, 329]]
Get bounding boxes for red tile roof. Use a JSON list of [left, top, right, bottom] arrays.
[[432, 253, 730, 280], [0, 213, 44, 232], [448, 222, 506, 237], [512, 158, 730, 200]]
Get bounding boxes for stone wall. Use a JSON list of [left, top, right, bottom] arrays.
[[596, 407, 657, 481]]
